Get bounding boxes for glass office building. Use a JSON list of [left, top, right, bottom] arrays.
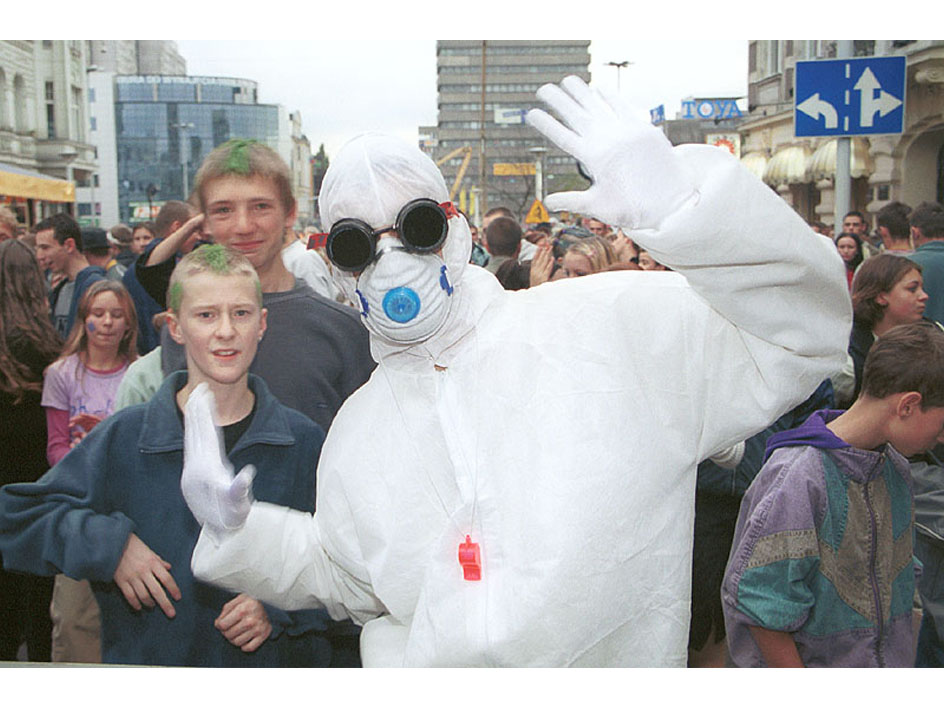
[[115, 75, 282, 221]]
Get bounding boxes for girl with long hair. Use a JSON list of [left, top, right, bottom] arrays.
[[843, 253, 929, 404], [834, 231, 864, 290], [43, 280, 138, 463], [40, 279, 137, 664], [0, 240, 63, 662]]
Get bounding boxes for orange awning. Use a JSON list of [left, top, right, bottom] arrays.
[[0, 162, 75, 202]]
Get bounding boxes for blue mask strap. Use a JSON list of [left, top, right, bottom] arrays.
[[439, 265, 454, 296]]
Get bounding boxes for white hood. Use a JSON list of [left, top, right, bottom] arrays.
[[317, 133, 480, 362]]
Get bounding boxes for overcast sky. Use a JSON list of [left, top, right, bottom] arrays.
[[176, 39, 749, 159]]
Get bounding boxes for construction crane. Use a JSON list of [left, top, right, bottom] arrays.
[[435, 146, 473, 202]]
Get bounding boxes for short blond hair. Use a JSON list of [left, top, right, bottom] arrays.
[[167, 244, 262, 313], [193, 139, 295, 215], [565, 235, 616, 273]]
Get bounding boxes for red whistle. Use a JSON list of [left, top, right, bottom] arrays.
[[458, 535, 481, 581]]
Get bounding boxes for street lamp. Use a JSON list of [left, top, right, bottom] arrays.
[[171, 122, 195, 200], [605, 60, 633, 90], [86, 64, 100, 226], [528, 146, 547, 203]]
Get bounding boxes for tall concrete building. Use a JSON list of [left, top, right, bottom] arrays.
[[738, 40, 942, 228], [422, 40, 591, 223], [289, 110, 315, 226], [0, 40, 97, 226], [86, 40, 187, 77]]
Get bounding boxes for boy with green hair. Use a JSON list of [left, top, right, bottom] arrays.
[[123, 141, 373, 664], [0, 245, 336, 666], [723, 320, 943, 667], [131, 138, 373, 433]]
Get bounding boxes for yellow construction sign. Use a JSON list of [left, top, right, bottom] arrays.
[[525, 199, 549, 224], [493, 163, 536, 176]]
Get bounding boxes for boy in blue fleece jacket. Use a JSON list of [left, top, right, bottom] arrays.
[[0, 245, 335, 666]]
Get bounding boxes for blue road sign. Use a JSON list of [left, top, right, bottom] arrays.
[[794, 56, 906, 137], [650, 104, 665, 125]]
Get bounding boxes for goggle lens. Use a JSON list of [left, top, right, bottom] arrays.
[[399, 201, 447, 251], [328, 222, 375, 272]]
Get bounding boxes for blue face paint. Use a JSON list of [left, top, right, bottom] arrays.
[[87, 321, 96, 333], [382, 287, 422, 323]]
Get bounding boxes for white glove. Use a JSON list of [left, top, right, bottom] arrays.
[[707, 440, 746, 471], [181, 382, 256, 532], [526, 75, 697, 231]]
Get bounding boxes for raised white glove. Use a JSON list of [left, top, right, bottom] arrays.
[[526, 75, 697, 231], [181, 382, 255, 532]]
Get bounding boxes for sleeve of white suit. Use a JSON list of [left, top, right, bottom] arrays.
[[626, 144, 850, 461], [526, 77, 849, 461], [191, 501, 384, 625]]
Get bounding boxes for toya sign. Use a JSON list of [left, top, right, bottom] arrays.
[[679, 98, 743, 121]]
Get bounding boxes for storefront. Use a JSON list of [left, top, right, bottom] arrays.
[[0, 161, 75, 228]]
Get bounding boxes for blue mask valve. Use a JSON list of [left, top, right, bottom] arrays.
[[382, 287, 422, 323]]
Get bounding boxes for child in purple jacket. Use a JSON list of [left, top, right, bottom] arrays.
[[722, 321, 943, 667]]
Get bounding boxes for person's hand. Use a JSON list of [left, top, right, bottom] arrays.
[[145, 213, 205, 266], [181, 383, 255, 532], [526, 76, 697, 231], [215, 594, 272, 653], [70, 413, 102, 433], [529, 242, 554, 287], [113, 533, 182, 618], [49, 271, 66, 289]]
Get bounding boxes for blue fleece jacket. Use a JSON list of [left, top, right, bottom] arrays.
[[0, 373, 336, 667]]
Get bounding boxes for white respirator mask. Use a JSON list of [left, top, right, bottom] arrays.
[[354, 241, 455, 345]]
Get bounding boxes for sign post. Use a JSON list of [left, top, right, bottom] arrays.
[[835, 41, 854, 230]]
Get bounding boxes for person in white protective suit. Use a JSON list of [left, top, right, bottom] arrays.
[[181, 76, 851, 667]]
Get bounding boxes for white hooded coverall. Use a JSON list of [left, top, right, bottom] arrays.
[[189, 116, 850, 667]]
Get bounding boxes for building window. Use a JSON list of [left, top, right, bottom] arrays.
[[157, 83, 196, 102], [748, 42, 757, 73], [89, 88, 95, 103], [90, 116, 97, 131], [45, 81, 54, 101], [116, 81, 155, 101], [46, 104, 55, 137], [71, 86, 82, 139], [93, 174, 100, 187], [42, 40, 52, 49]]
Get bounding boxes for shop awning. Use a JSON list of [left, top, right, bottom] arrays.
[[740, 152, 768, 181], [806, 137, 873, 182], [0, 162, 75, 202], [762, 145, 811, 186]]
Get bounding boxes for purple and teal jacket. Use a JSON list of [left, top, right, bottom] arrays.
[[722, 410, 919, 667]]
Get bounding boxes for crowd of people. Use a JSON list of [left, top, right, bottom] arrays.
[[0, 74, 941, 668]]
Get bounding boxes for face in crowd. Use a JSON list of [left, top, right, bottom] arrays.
[[202, 175, 296, 278]]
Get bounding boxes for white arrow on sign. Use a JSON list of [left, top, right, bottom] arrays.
[[854, 67, 902, 128], [797, 93, 839, 128]]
